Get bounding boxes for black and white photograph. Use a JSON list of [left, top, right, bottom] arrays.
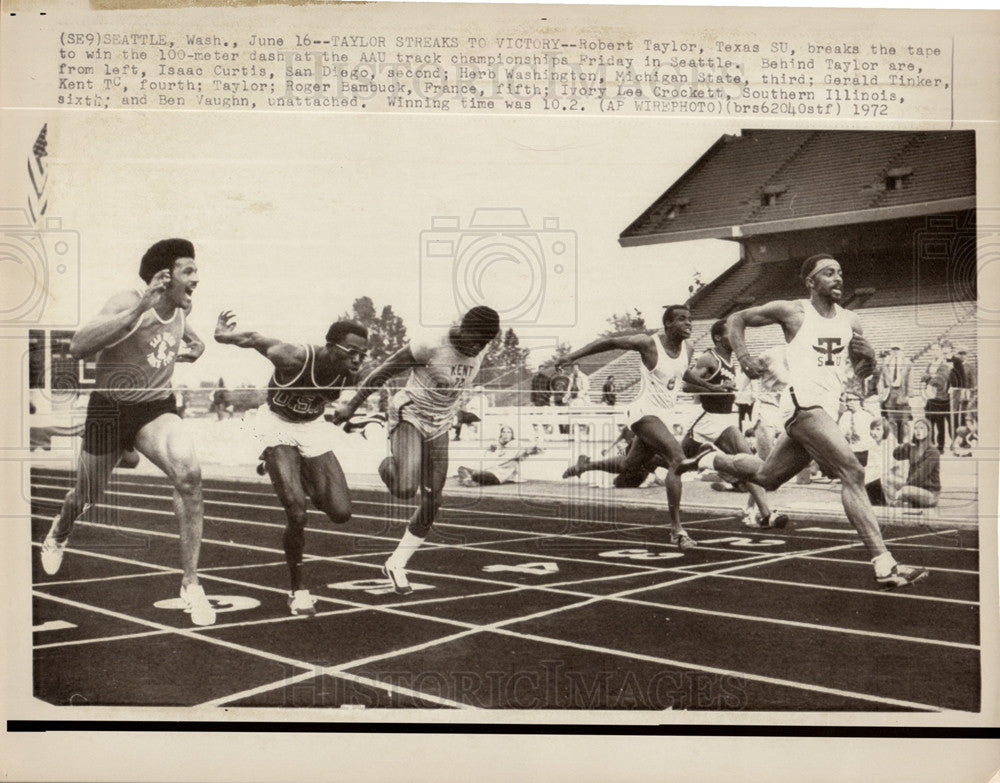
[[2, 1, 998, 780]]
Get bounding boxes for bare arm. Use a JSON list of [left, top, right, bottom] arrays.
[[683, 352, 731, 394], [332, 346, 419, 422], [729, 300, 801, 378], [69, 270, 173, 359], [559, 333, 655, 370], [213, 311, 305, 374], [176, 317, 205, 363]]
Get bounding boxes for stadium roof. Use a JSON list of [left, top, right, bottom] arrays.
[[619, 130, 976, 247]]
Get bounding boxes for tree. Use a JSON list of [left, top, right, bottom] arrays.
[[602, 308, 646, 336], [479, 328, 531, 387], [339, 296, 407, 366]]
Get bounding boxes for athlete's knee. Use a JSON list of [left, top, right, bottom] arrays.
[[283, 497, 309, 528], [173, 464, 202, 496], [834, 458, 866, 486], [322, 498, 352, 525]]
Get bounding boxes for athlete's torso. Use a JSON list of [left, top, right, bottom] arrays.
[[398, 331, 484, 434], [634, 335, 689, 413], [267, 345, 353, 423], [95, 302, 184, 404], [785, 299, 853, 412], [700, 348, 737, 414]]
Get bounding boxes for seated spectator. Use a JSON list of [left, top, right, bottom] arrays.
[[950, 416, 978, 457], [890, 418, 941, 508], [457, 425, 542, 486], [864, 418, 907, 505]]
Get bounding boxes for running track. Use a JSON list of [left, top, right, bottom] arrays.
[[29, 467, 981, 711]]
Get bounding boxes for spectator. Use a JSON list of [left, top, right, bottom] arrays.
[[568, 363, 590, 405], [953, 345, 974, 427], [891, 418, 941, 508], [601, 375, 617, 406], [838, 391, 875, 467], [920, 343, 951, 452], [734, 375, 754, 433], [456, 425, 542, 486], [950, 415, 977, 457], [942, 341, 966, 433], [864, 418, 907, 506], [878, 344, 911, 443], [211, 378, 233, 420]]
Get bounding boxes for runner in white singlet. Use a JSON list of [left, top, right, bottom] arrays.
[[557, 305, 700, 550], [333, 306, 500, 594], [677, 255, 928, 589]]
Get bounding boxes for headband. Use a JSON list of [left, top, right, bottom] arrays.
[[806, 256, 839, 282]]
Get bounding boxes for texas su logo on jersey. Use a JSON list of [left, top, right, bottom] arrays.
[[146, 331, 179, 369], [813, 337, 845, 367]]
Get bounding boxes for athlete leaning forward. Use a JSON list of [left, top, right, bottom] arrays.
[[557, 304, 704, 551], [332, 306, 501, 594], [677, 254, 928, 589], [214, 311, 369, 615], [40, 239, 218, 625]]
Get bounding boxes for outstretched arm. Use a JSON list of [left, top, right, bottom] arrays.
[[558, 333, 654, 370], [332, 346, 418, 423], [729, 300, 801, 378], [70, 270, 173, 359], [213, 310, 305, 373]]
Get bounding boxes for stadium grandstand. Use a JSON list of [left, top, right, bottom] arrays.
[[570, 129, 977, 407]]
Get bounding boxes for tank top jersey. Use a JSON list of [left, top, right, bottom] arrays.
[[268, 345, 352, 423], [786, 299, 853, 416], [700, 349, 737, 414], [94, 297, 185, 404], [398, 330, 484, 437], [631, 336, 690, 418]]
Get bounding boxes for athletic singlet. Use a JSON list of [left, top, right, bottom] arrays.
[[699, 348, 737, 414], [631, 336, 690, 416], [785, 299, 853, 415], [95, 297, 184, 404], [267, 345, 352, 423], [397, 330, 484, 437]]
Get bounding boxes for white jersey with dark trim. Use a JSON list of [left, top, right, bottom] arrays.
[[627, 336, 690, 423], [395, 330, 484, 438], [786, 299, 853, 416]]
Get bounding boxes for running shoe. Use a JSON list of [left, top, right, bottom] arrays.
[[674, 446, 714, 476], [561, 455, 590, 479], [758, 512, 789, 529], [876, 564, 929, 589], [288, 589, 318, 616], [180, 583, 217, 626], [669, 531, 698, 551], [457, 466, 475, 487], [383, 563, 413, 595], [40, 534, 68, 576]]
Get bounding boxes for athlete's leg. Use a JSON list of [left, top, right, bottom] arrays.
[[781, 410, 890, 554], [264, 445, 311, 592], [133, 413, 205, 588], [301, 451, 352, 525], [384, 430, 450, 594], [380, 421, 423, 499], [715, 426, 783, 525], [47, 449, 121, 542], [691, 431, 812, 493], [630, 416, 689, 543]]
